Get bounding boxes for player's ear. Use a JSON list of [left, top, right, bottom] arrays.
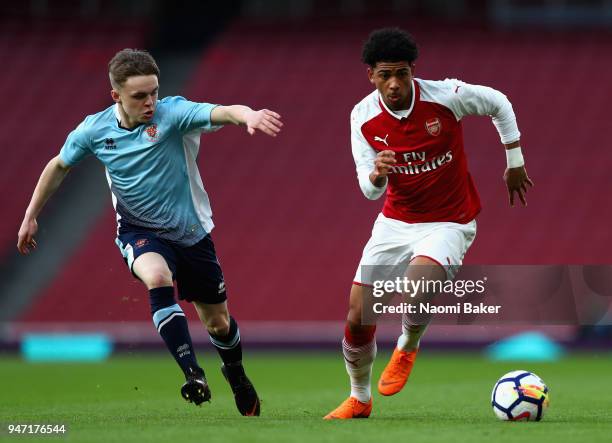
[[367, 67, 375, 84], [110, 89, 121, 103], [410, 62, 416, 75]]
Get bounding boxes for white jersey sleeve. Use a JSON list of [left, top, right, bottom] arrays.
[[350, 105, 387, 200], [419, 78, 521, 144]]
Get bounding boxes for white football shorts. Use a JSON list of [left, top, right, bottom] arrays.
[[354, 213, 477, 285]]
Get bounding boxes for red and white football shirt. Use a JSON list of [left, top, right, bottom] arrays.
[[351, 78, 521, 224]]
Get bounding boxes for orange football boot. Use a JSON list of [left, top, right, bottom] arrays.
[[323, 397, 373, 420], [377, 347, 418, 396]]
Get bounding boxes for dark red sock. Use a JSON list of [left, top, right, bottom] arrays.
[[344, 323, 376, 346]]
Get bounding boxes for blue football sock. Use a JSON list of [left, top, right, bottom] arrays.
[[150, 286, 200, 377], [209, 316, 242, 366]]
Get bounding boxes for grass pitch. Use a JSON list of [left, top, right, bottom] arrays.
[[1, 351, 611, 442]]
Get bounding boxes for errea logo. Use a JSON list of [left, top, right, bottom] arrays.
[[104, 138, 116, 150]]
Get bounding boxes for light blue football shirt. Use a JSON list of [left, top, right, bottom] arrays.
[[59, 96, 222, 247]]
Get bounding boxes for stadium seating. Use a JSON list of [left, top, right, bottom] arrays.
[[18, 20, 612, 328], [0, 20, 147, 253]]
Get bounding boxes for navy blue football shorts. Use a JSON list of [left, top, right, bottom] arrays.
[[116, 231, 227, 304]]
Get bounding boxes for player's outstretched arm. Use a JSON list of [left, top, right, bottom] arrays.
[[211, 105, 283, 137], [503, 140, 534, 207], [17, 156, 72, 255], [449, 83, 533, 207]]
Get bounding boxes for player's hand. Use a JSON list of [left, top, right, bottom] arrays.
[[504, 166, 534, 207], [17, 216, 38, 255], [245, 109, 283, 137], [372, 150, 397, 179]]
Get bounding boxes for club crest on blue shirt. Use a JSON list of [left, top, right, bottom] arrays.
[[145, 124, 159, 142]]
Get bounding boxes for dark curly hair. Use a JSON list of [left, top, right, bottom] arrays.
[[361, 28, 419, 67]]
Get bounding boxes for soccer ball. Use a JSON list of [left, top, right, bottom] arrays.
[[491, 370, 550, 421]]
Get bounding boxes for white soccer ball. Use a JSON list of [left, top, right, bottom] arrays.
[[491, 370, 550, 421]]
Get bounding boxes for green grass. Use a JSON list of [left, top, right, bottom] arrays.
[[1, 351, 611, 442]]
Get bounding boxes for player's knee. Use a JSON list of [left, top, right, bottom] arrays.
[[347, 306, 363, 326], [347, 298, 363, 325], [206, 315, 230, 336], [348, 283, 368, 320], [143, 268, 173, 289]]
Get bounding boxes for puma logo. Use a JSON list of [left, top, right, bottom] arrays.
[[374, 134, 389, 146], [379, 379, 400, 387], [344, 357, 360, 367]]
